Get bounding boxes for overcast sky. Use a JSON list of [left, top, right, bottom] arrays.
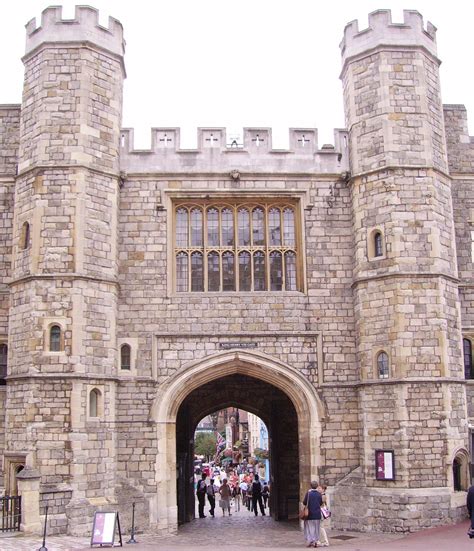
[[1, 1, 472, 149]]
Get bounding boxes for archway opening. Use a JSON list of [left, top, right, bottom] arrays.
[[176, 373, 300, 525]]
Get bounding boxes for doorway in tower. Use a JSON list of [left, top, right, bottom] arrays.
[[176, 373, 300, 525]]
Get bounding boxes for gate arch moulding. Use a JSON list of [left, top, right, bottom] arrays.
[[149, 350, 326, 534]]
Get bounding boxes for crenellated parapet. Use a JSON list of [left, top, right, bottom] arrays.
[[25, 5, 125, 58], [120, 127, 349, 174], [340, 9, 437, 68]]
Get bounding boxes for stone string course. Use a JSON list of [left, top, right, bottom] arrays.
[[0, 4, 472, 537]]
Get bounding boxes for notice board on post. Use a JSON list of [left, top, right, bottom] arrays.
[[91, 511, 122, 547]]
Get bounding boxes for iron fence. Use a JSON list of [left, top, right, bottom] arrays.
[[0, 495, 21, 532]]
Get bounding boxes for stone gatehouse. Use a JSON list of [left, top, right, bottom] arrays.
[[0, 5, 473, 536]]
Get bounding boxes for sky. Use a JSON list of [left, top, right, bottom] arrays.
[[0, 1, 472, 149]]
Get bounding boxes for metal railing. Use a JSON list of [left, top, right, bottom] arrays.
[[0, 496, 21, 532]]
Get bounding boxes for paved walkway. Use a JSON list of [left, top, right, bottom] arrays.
[[1, 506, 472, 550]]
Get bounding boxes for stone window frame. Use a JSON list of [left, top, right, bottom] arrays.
[[164, 189, 310, 296], [374, 349, 390, 379], [463, 336, 473, 380], [367, 227, 386, 260], [87, 385, 104, 420], [43, 318, 67, 355], [117, 338, 138, 375], [451, 448, 469, 492]]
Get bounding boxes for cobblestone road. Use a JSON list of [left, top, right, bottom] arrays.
[[0, 506, 471, 550]]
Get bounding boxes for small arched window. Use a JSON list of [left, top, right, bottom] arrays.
[[377, 351, 389, 379], [374, 231, 383, 257], [50, 325, 61, 352], [21, 222, 30, 250], [0, 344, 7, 385], [120, 344, 131, 370], [453, 451, 469, 491], [89, 388, 101, 418], [464, 338, 473, 379]]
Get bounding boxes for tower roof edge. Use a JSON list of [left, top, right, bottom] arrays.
[[340, 9, 437, 64], [25, 5, 125, 58]]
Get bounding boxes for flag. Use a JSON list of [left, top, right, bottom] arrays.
[[214, 432, 226, 463]]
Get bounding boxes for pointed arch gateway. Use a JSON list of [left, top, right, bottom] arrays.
[[150, 350, 325, 533]]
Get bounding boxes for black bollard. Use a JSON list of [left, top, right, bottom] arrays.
[[38, 504, 48, 551], [126, 502, 138, 544]]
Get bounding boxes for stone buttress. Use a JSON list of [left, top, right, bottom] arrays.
[[335, 10, 468, 530], [7, 6, 124, 534]]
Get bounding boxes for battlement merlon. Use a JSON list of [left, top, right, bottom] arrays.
[[340, 10, 437, 70], [119, 127, 350, 175], [24, 5, 125, 60]]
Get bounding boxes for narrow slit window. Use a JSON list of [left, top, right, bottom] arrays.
[[238, 209, 250, 246], [374, 231, 383, 257], [120, 344, 131, 370], [50, 325, 61, 352], [221, 208, 234, 247], [377, 351, 389, 379], [89, 389, 100, 418], [252, 208, 265, 246], [207, 208, 219, 247], [190, 208, 203, 247], [464, 338, 473, 379], [176, 209, 188, 247], [0, 344, 7, 385], [21, 222, 30, 250]]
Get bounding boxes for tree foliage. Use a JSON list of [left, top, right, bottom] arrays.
[[195, 432, 217, 459]]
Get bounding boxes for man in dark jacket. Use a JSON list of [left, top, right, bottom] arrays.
[[252, 474, 265, 516], [196, 473, 207, 518], [467, 484, 474, 537]]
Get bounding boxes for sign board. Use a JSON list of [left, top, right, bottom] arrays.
[[91, 511, 122, 547], [219, 342, 258, 350], [375, 450, 395, 481]]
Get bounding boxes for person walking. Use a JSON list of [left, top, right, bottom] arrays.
[[317, 484, 330, 547], [247, 479, 253, 511], [219, 478, 232, 516], [239, 479, 248, 508], [467, 483, 474, 537], [196, 473, 207, 518], [232, 483, 242, 512], [207, 478, 217, 517], [252, 474, 265, 516], [262, 481, 270, 510], [302, 481, 323, 548]]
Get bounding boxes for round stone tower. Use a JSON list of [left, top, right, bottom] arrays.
[[7, 6, 124, 534], [338, 10, 468, 531]]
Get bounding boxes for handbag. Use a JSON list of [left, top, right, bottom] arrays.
[[299, 505, 309, 520], [219, 499, 225, 508], [321, 506, 331, 519]]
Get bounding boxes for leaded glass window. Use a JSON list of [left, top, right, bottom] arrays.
[[50, 325, 62, 352], [174, 200, 299, 292], [0, 344, 7, 385], [120, 344, 131, 370], [464, 338, 473, 380], [377, 351, 389, 379]]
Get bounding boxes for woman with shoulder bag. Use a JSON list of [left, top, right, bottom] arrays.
[[302, 480, 323, 548]]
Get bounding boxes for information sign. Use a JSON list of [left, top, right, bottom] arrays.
[[90, 511, 123, 547], [375, 449, 395, 481]]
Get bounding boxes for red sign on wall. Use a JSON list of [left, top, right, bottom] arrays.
[[375, 450, 395, 481]]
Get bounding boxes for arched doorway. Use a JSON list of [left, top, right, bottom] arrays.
[[151, 350, 323, 533], [176, 374, 299, 523]]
